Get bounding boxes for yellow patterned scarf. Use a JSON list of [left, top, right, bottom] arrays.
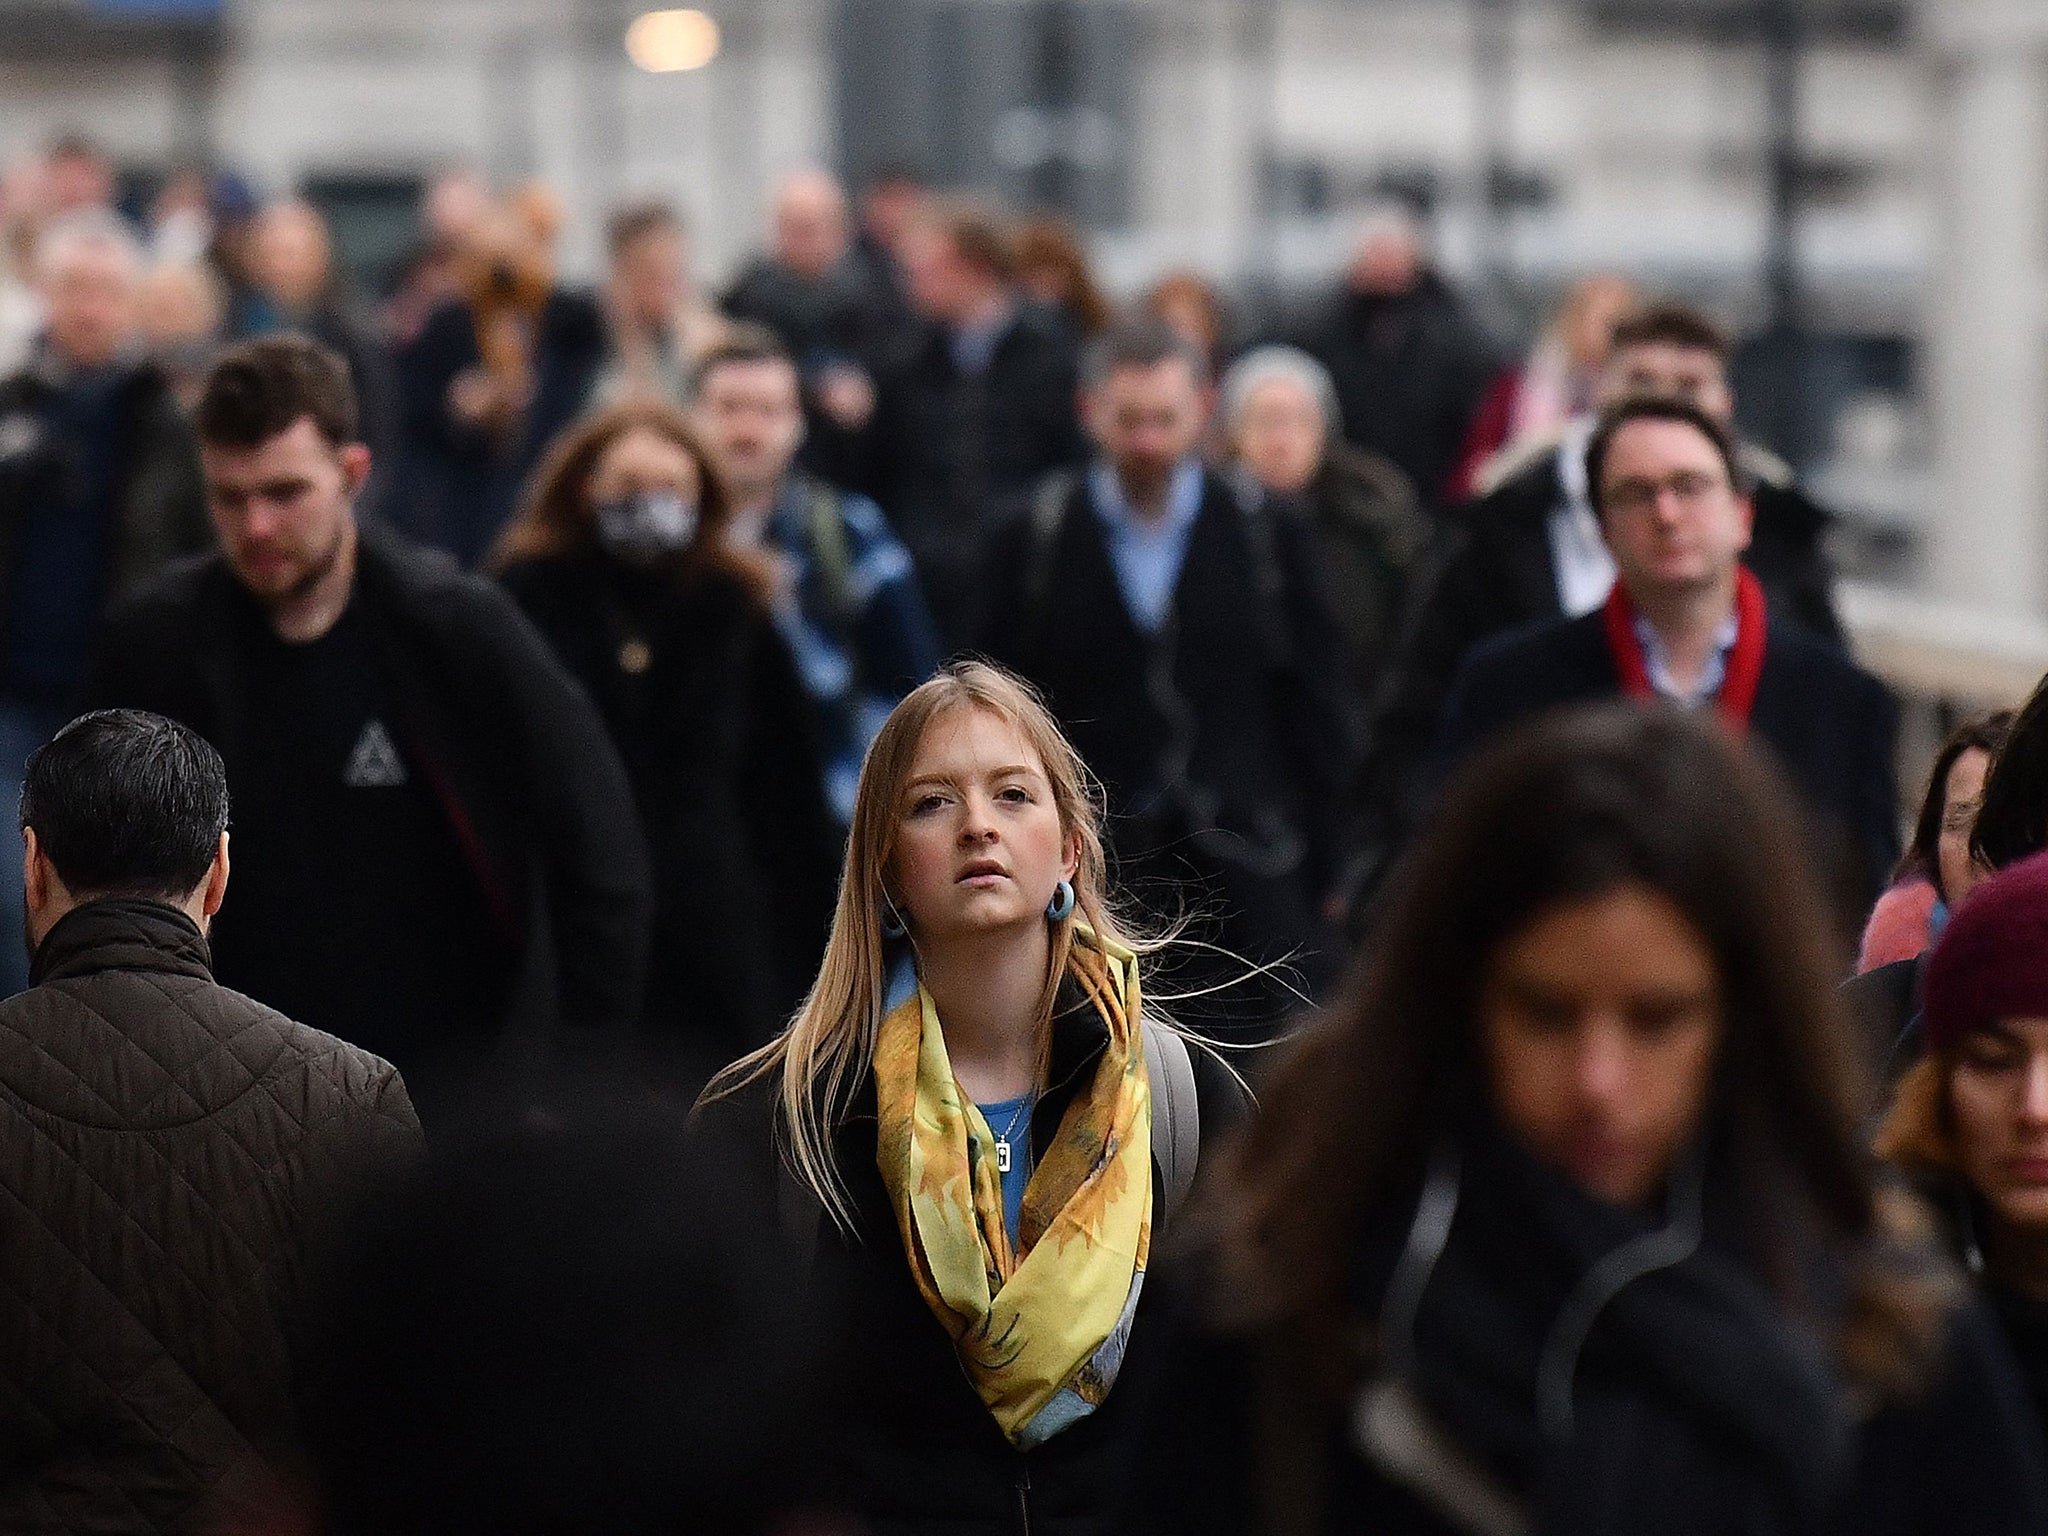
[[873, 926, 1153, 1449]]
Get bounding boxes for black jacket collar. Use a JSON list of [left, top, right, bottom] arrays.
[[31, 897, 213, 988]]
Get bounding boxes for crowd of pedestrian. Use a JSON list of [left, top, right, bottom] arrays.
[[1, 126, 2047, 1535]]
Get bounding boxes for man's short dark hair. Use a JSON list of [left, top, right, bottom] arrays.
[[1082, 316, 1211, 391], [1608, 300, 1729, 363], [1583, 395, 1743, 520], [688, 321, 795, 400], [606, 199, 681, 259], [196, 335, 360, 451], [21, 711, 230, 902]]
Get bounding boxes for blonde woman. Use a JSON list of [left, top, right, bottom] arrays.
[[698, 659, 1236, 1535]]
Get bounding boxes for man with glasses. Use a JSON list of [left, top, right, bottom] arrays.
[[1435, 395, 1898, 904], [1359, 302, 1841, 879]]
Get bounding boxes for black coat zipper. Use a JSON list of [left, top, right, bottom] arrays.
[[1015, 1459, 1033, 1536]]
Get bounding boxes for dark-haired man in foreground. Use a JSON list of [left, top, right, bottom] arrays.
[[1436, 395, 1898, 906], [86, 335, 652, 1121], [0, 708, 423, 1531]]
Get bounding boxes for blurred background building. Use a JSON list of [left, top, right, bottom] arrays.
[[0, 0, 2038, 631]]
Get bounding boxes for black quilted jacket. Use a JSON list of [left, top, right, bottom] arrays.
[[0, 898, 423, 1533]]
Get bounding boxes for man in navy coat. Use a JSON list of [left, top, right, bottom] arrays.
[[1437, 395, 1898, 904]]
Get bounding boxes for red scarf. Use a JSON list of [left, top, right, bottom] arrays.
[[1600, 566, 1768, 726]]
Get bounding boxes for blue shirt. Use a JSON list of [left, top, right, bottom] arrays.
[[977, 1091, 1035, 1247], [949, 302, 1016, 376], [1633, 610, 1741, 707], [1088, 460, 1206, 634]]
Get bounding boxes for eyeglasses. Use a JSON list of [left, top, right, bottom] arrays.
[[1602, 470, 1732, 518]]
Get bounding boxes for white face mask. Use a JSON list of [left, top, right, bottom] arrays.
[[593, 489, 697, 565]]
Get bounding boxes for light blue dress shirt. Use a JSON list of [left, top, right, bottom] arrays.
[[1632, 610, 1741, 706], [1087, 460, 1206, 634]]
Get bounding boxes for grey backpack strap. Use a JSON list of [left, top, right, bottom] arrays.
[[1143, 1015, 1201, 1227]]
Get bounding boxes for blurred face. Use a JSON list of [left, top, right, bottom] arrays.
[[41, 239, 139, 370], [1481, 884, 1723, 1208], [137, 265, 220, 349], [204, 417, 366, 606], [694, 358, 803, 496], [1346, 227, 1422, 297], [1949, 1019, 2048, 1239], [1560, 275, 1637, 374], [772, 178, 849, 281], [587, 426, 702, 509], [1087, 358, 1208, 509], [424, 171, 493, 245], [611, 226, 686, 330], [901, 224, 972, 325], [1152, 290, 1219, 359], [44, 149, 113, 215], [1019, 258, 1074, 311], [1597, 417, 1753, 602], [1233, 375, 1327, 495], [1937, 747, 1993, 906], [862, 179, 926, 253], [1597, 341, 1734, 424], [251, 202, 332, 310], [888, 706, 1077, 944]]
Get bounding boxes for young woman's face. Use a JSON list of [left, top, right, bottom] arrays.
[[587, 426, 702, 508], [1936, 746, 1992, 906], [1949, 1018, 2048, 1237], [1479, 884, 1723, 1208], [888, 707, 1077, 943]]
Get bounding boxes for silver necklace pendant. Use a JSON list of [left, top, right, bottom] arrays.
[[996, 1138, 1013, 1174]]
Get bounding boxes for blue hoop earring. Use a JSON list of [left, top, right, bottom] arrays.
[[881, 899, 908, 940], [1046, 879, 1075, 922]]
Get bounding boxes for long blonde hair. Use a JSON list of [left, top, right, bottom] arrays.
[[701, 659, 1154, 1230]]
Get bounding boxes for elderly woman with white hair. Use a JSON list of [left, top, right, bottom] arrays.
[[1220, 344, 1429, 711]]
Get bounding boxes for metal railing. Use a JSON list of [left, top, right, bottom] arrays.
[[1840, 580, 2048, 801]]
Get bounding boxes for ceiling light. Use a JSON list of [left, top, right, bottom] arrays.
[[626, 9, 720, 73]]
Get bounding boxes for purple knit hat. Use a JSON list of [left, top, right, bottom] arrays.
[[1922, 848, 2048, 1053]]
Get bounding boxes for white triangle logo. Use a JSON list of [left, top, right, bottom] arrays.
[[343, 719, 408, 788]]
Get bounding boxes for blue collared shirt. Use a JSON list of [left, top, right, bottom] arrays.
[[1633, 610, 1741, 707], [1087, 460, 1206, 634], [949, 301, 1017, 376]]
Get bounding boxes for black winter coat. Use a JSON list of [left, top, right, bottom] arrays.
[[722, 255, 901, 489], [0, 350, 211, 697], [980, 471, 1356, 1019], [498, 549, 841, 1075], [691, 999, 1246, 1536], [1291, 444, 1430, 721], [1293, 276, 1497, 507], [856, 303, 1087, 644], [83, 521, 654, 1091], [1131, 1124, 2048, 1536], [393, 291, 608, 567], [0, 899, 423, 1533], [1435, 605, 1900, 906], [1362, 444, 1843, 845], [1842, 955, 1926, 1094]]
